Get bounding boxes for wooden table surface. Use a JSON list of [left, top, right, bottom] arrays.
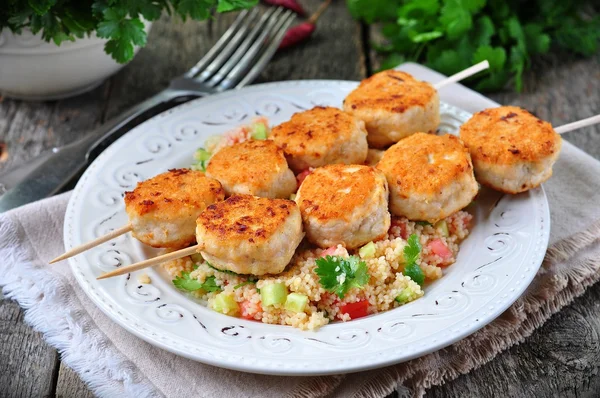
[[1, 2, 600, 397]]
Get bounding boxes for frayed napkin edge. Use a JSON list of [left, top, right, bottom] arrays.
[[0, 212, 162, 398]]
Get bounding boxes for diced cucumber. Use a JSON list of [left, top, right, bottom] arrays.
[[212, 292, 239, 315], [190, 253, 203, 264], [194, 148, 211, 161], [395, 287, 413, 304], [434, 220, 449, 237], [260, 282, 288, 306], [251, 123, 268, 140], [358, 241, 376, 259], [284, 293, 308, 313]]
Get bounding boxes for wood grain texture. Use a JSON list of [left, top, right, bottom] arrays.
[[55, 364, 94, 398], [0, 86, 109, 174], [426, 283, 600, 398], [0, 292, 59, 398]]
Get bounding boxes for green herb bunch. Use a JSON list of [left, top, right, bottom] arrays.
[[1, 0, 257, 63], [348, 0, 600, 91]]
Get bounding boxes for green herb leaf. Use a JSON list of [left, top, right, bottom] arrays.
[[403, 234, 424, 286], [176, 0, 215, 20], [217, 0, 258, 13], [207, 262, 240, 275], [347, 0, 395, 24], [472, 45, 506, 71], [351, 0, 600, 92], [173, 273, 221, 292], [234, 279, 256, 289], [1, 0, 257, 64], [28, 0, 57, 16], [439, 0, 472, 40], [315, 255, 370, 299]]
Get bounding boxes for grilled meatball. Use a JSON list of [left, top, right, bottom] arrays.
[[206, 139, 296, 199], [343, 70, 440, 148], [460, 106, 562, 194], [124, 169, 224, 248], [196, 195, 304, 275], [295, 164, 390, 249], [269, 106, 368, 173], [377, 133, 478, 223]]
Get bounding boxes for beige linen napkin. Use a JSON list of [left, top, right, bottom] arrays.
[[2, 64, 600, 398]]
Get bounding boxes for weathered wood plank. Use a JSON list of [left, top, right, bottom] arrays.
[[0, 291, 59, 398], [426, 282, 600, 398], [55, 364, 95, 398], [0, 84, 110, 174]]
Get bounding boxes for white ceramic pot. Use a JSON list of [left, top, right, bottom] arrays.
[[0, 23, 152, 100]]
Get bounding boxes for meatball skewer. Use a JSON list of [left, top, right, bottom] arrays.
[[97, 194, 304, 279], [344, 61, 489, 148], [377, 133, 478, 223], [295, 164, 390, 249], [50, 169, 225, 263], [460, 108, 600, 194]]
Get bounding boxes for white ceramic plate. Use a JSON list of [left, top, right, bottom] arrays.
[[65, 80, 550, 376]]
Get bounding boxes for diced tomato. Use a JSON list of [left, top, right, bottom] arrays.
[[339, 300, 369, 320], [427, 238, 453, 265], [391, 218, 409, 239], [319, 246, 338, 258], [240, 300, 261, 320], [296, 169, 312, 189]]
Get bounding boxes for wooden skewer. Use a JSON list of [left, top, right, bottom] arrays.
[[97, 245, 200, 280], [50, 224, 133, 264], [555, 114, 600, 134], [433, 60, 490, 90]]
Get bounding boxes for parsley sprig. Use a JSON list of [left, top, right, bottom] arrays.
[[173, 273, 221, 292], [348, 0, 600, 92], [315, 255, 370, 299], [1, 0, 258, 63], [403, 234, 424, 286]]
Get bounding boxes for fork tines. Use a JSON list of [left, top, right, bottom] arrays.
[[184, 7, 296, 92]]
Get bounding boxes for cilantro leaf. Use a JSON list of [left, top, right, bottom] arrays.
[[176, 0, 215, 20], [403, 234, 424, 286], [351, 0, 600, 92], [439, 0, 472, 40], [207, 262, 240, 275], [28, 0, 57, 16], [97, 8, 147, 63], [1, 1, 255, 64], [173, 273, 221, 292], [217, 0, 258, 13], [234, 279, 256, 289], [472, 45, 506, 71], [315, 255, 370, 299], [347, 0, 396, 24]]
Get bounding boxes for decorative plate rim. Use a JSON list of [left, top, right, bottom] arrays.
[[65, 80, 550, 376]]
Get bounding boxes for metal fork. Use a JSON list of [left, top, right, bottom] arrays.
[[0, 7, 296, 213]]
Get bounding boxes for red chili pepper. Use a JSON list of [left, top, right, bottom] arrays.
[[279, 22, 315, 49], [278, 0, 332, 50], [261, 0, 306, 16]]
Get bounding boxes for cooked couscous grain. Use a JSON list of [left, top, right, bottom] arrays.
[[162, 211, 472, 330]]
